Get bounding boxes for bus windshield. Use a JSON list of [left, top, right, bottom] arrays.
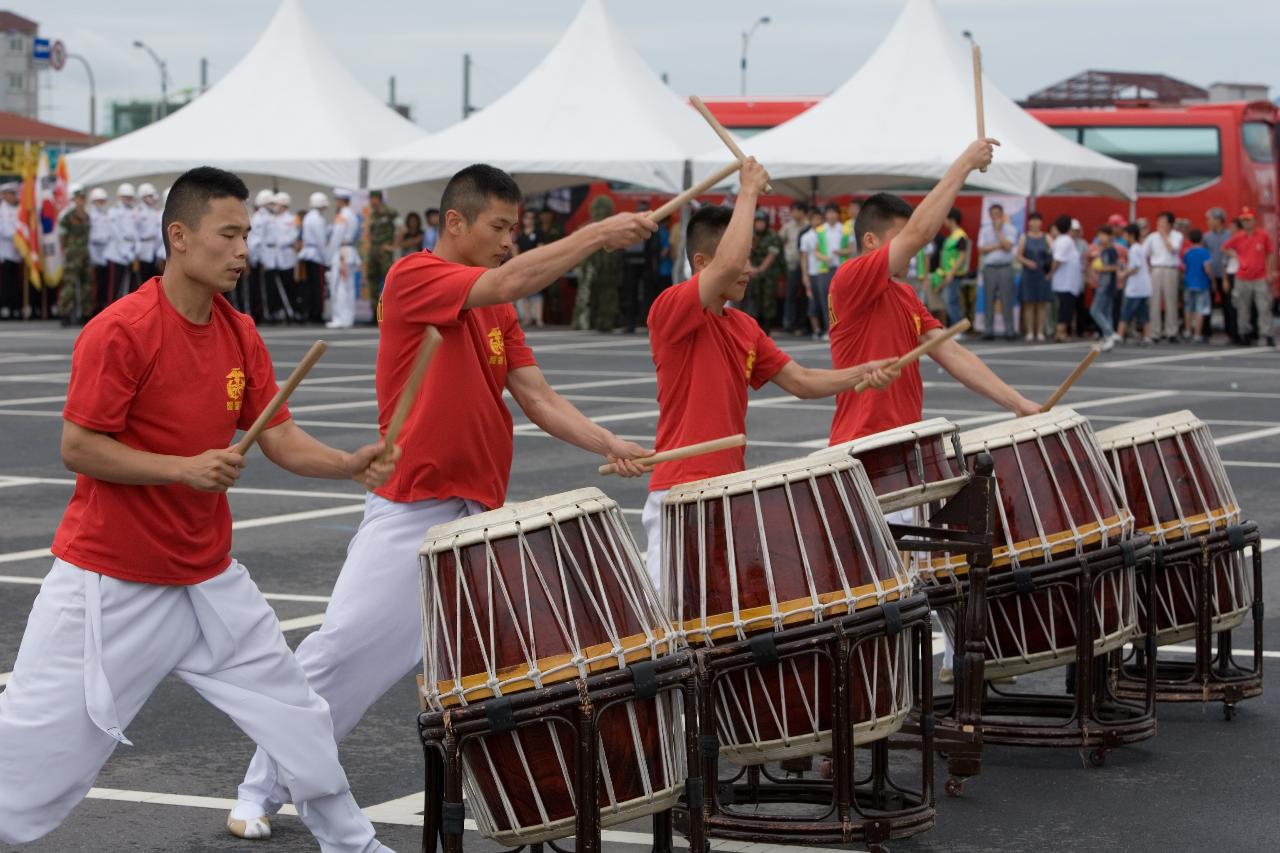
[[1242, 122, 1275, 164], [1055, 125, 1222, 193]]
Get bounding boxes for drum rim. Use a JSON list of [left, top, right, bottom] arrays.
[[1094, 409, 1205, 448], [954, 407, 1088, 453], [419, 487, 617, 553], [823, 417, 960, 456], [662, 451, 864, 503]]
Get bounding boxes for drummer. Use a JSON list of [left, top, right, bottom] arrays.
[[229, 163, 659, 838], [826, 139, 1041, 680], [642, 157, 900, 590]]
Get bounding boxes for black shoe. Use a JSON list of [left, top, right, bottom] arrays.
[[982, 334, 995, 341]]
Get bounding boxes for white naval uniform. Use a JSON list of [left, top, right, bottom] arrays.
[[0, 199, 19, 262], [299, 208, 329, 264], [249, 205, 272, 270], [104, 203, 139, 298], [88, 205, 110, 267], [0, 559, 395, 853], [325, 206, 359, 328], [236, 493, 484, 817], [272, 210, 300, 271], [134, 202, 162, 265]]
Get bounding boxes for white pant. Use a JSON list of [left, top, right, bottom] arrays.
[[641, 489, 669, 597], [0, 559, 389, 853], [238, 493, 483, 813], [883, 507, 954, 670], [327, 247, 359, 328]]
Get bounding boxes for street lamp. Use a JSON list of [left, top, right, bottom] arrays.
[[133, 40, 170, 122], [740, 16, 771, 97], [66, 53, 96, 139]]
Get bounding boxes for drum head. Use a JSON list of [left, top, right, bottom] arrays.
[[420, 487, 614, 554], [663, 449, 861, 503], [1094, 409, 1203, 450], [955, 407, 1089, 454], [824, 417, 960, 456]]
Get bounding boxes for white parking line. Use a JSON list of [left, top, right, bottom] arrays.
[[278, 614, 326, 632], [1099, 346, 1273, 369], [0, 475, 366, 502], [1215, 425, 1280, 447], [0, 394, 67, 407]]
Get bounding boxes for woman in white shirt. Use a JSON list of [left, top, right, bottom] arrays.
[[1048, 214, 1082, 342]]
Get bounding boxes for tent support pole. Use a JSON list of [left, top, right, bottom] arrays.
[[676, 160, 692, 285], [1027, 162, 1037, 214], [809, 175, 818, 207], [359, 158, 369, 190]]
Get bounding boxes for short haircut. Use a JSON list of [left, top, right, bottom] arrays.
[[425, 207, 440, 217], [1188, 227, 1203, 243], [686, 205, 733, 263], [853, 192, 913, 249], [439, 164, 521, 224], [1054, 214, 1073, 234], [1124, 223, 1141, 241], [1096, 225, 1113, 237], [162, 166, 248, 254], [1206, 207, 1225, 222], [1028, 210, 1043, 221], [1157, 210, 1175, 225], [789, 199, 807, 211], [946, 207, 962, 224], [988, 203, 1004, 214], [824, 203, 840, 215]]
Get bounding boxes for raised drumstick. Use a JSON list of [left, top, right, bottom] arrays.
[[853, 320, 970, 392], [689, 96, 772, 193], [598, 433, 746, 476], [972, 43, 988, 173], [649, 161, 742, 224], [1040, 346, 1101, 412], [381, 326, 443, 461], [232, 340, 327, 456]]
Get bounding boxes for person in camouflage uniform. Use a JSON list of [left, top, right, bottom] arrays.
[[57, 186, 92, 326], [746, 210, 783, 331], [577, 195, 623, 333], [363, 190, 398, 317]]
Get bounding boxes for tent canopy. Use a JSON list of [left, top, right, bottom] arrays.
[[67, 0, 426, 190], [369, 0, 729, 195], [695, 0, 1136, 200]]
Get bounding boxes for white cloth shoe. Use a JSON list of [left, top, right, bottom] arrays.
[[228, 801, 272, 840]]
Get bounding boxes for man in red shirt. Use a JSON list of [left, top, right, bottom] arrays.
[[828, 139, 1040, 448], [232, 164, 657, 834], [1222, 207, 1276, 346], [642, 158, 898, 590], [0, 168, 402, 852]]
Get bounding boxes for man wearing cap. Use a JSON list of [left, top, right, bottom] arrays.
[[325, 189, 358, 329], [746, 210, 782, 332], [1223, 207, 1275, 347], [57, 186, 93, 325], [363, 190, 397, 322], [104, 184, 140, 302], [246, 189, 274, 319], [267, 192, 299, 324], [298, 192, 330, 324], [134, 184, 163, 286], [0, 182, 20, 319]]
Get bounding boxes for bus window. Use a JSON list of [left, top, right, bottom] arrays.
[[1080, 126, 1221, 193], [1052, 126, 1081, 144], [1242, 122, 1275, 164]]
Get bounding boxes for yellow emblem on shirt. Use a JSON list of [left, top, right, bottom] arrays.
[[487, 327, 505, 365], [226, 368, 245, 412], [914, 314, 922, 335], [744, 348, 757, 380]]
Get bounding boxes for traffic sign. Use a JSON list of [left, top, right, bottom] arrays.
[[49, 40, 66, 71], [32, 37, 49, 67]]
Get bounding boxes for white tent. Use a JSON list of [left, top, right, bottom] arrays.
[[694, 0, 1136, 200], [369, 0, 728, 196], [67, 0, 426, 195]]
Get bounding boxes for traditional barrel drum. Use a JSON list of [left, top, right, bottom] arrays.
[[923, 410, 1139, 678], [1096, 411, 1251, 644], [826, 418, 969, 514], [662, 451, 914, 764], [420, 488, 683, 846]]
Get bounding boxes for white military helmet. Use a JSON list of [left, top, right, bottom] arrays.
[[68, 182, 84, 197], [137, 182, 158, 200], [162, 186, 171, 203], [255, 188, 275, 207], [273, 191, 291, 208], [117, 182, 136, 198], [89, 187, 109, 202], [308, 191, 329, 209]]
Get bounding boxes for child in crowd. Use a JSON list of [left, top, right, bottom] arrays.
[[1181, 229, 1213, 343], [1116, 223, 1153, 345], [1090, 225, 1122, 351]]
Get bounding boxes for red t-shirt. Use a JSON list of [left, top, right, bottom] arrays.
[[53, 278, 289, 585], [375, 251, 537, 509], [827, 243, 943, 443], [647, 275, 790, 491], [1223, 230, 1273, 281]]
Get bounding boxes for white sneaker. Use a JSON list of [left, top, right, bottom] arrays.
[[228, 801, 272, 840], [938, 666, 954, 684], [1099, 336, 1115, 352]]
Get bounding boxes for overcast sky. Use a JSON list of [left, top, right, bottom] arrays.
[[23, 0, 1280, 136]]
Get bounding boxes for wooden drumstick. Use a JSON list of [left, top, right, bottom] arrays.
[[1040, 346, 1101, 412], [972, 43, 987, 173], [381, 326, 443, 461], [598, 433, 746, 476], [853, 319, 970, 392], [232, 340, 327, 456], [689, 96, 772, 193], [649, 161, 742, 224]]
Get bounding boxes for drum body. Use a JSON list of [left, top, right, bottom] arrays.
[[924, 410, 1138, 678], [420, 489, 683, 846], [1096, 411, 1251, 644], [663, 452, 913, 764], [826, 418, 968, 514]]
